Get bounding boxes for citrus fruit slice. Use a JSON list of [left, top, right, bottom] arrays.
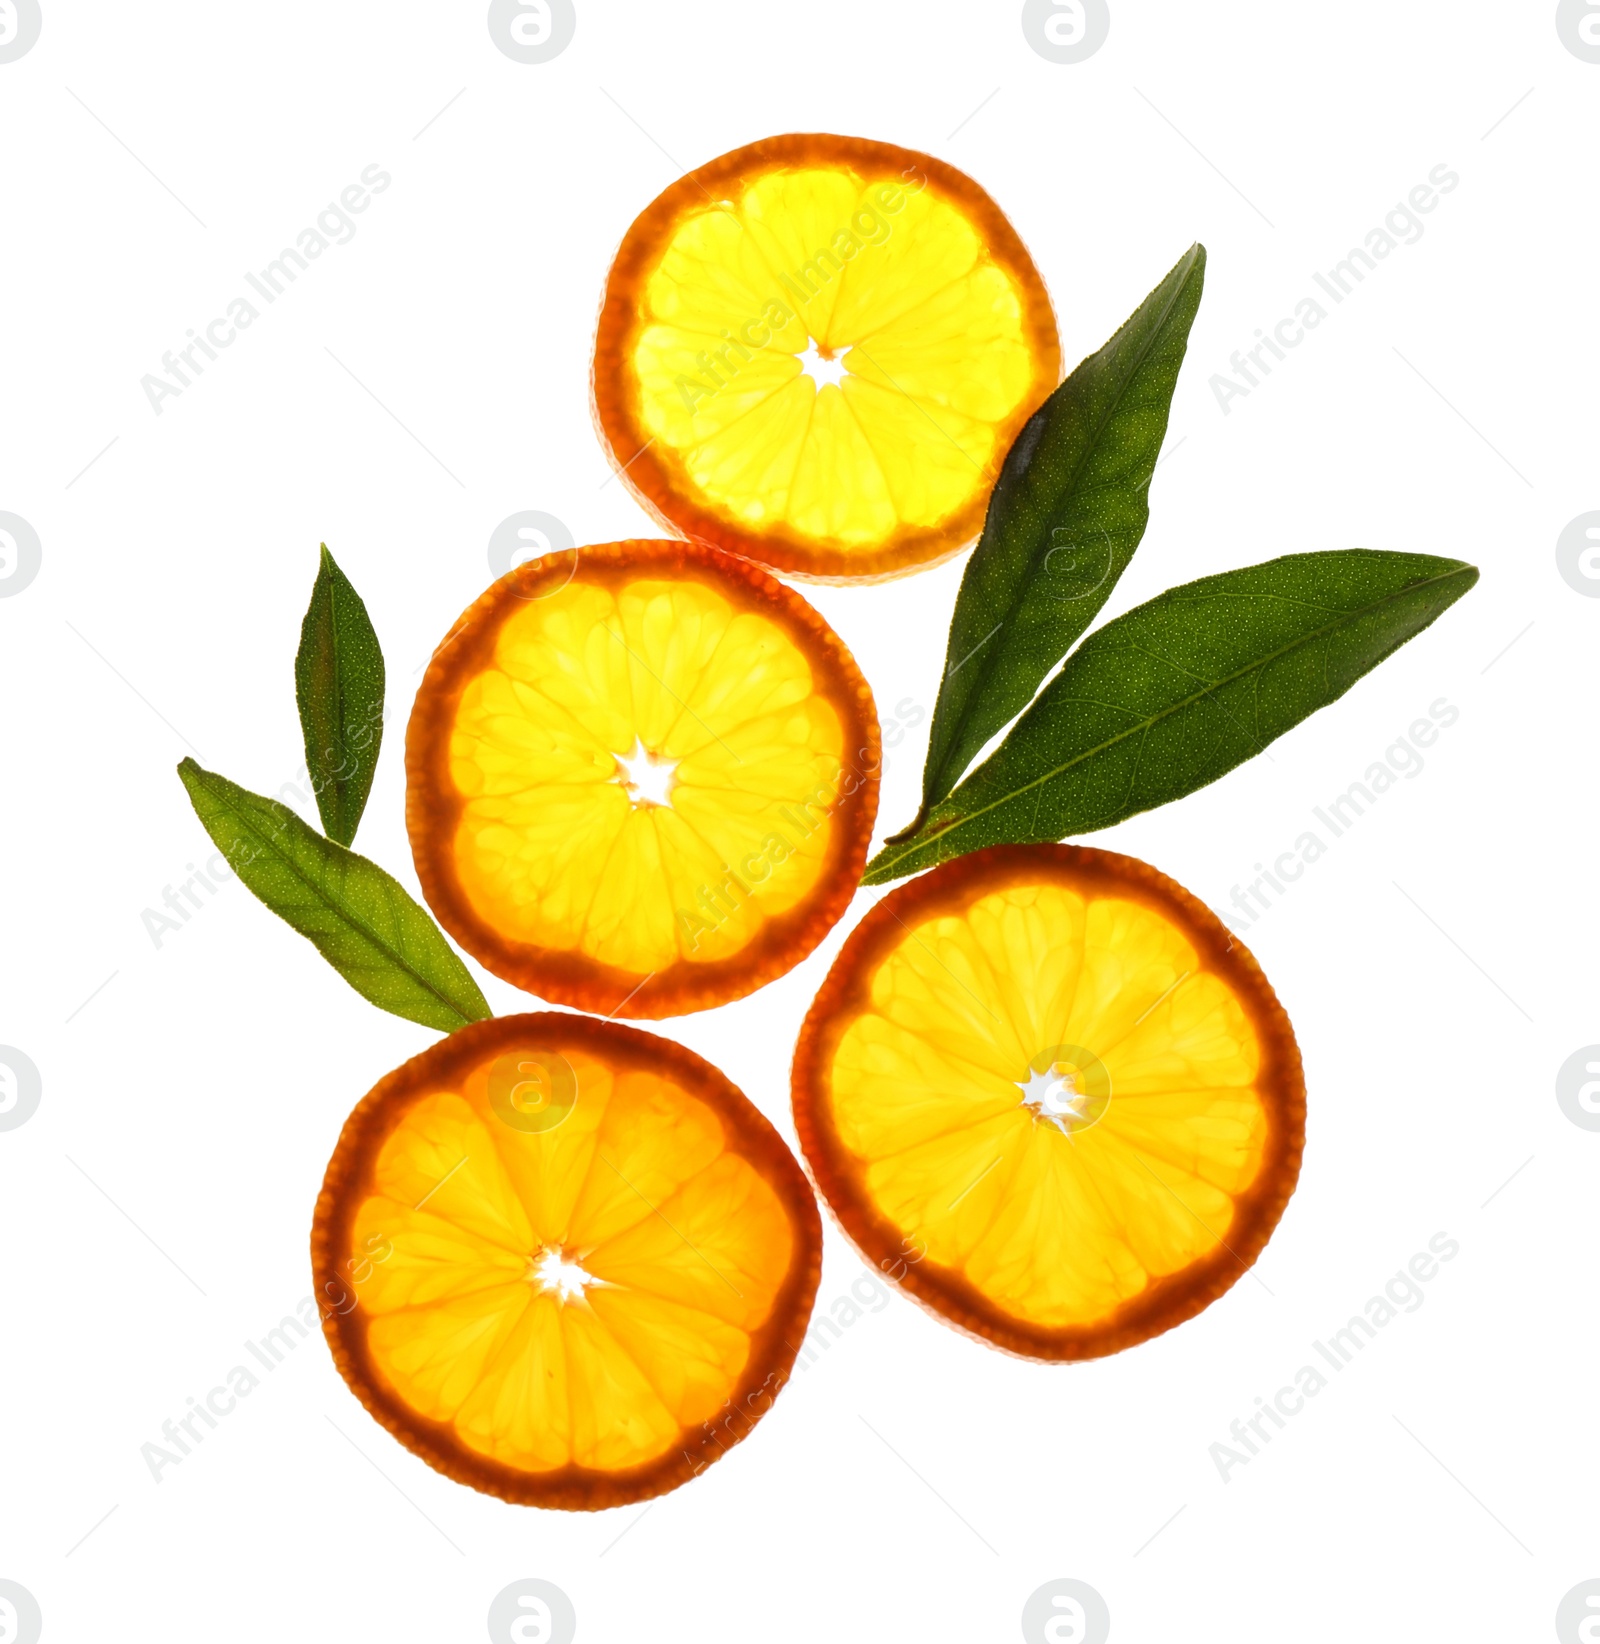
[[312, 1013, 822, 1509], [792, 845, 1305, 1360], [407, 540, 878, 1018], [592, 133, 1061, 582]]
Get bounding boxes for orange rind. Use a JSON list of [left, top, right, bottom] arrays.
[[792, 844, 1305, 1360]]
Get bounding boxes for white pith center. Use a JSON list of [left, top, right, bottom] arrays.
[[798, 338, 848, 389], [613, 737, 677, 808], [529, 1246, 598, 1303], [1018, 1065, 1095, 1135]]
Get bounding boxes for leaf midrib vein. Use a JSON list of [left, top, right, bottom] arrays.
[[324, 569, 351, 820]]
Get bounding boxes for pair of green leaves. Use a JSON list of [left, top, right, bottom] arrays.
[[866, 246, 1477, 883], [177, 548, 490, 1032]]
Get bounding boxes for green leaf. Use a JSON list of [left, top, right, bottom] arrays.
[[177, 759, 490, 1032], [898, 243, 1206, 840], [864, 550, 1478, 885], [295, 544, 385, 847]]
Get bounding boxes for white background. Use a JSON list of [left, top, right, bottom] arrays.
[[2, 3, 1596, 1640]]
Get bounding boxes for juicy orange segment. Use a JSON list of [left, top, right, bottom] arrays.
[[407, 541, 878, 1018], [312, 1014, 821, 1508], [792, 845, 1304, 1360], [593, 134, 1061, 581]]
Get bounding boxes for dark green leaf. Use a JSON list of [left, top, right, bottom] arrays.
[[865, 550, 1478, 884], [899, 243, 1207, 839], [295, 544, 385, 846], [177, 759, 490, 1032]]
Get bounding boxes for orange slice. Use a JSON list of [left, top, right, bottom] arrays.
[[592, 133, 1061, 582], [407, 540, 878, 1018], [312, 1013, 822, 1509], [792, 845, 1305, 1360]]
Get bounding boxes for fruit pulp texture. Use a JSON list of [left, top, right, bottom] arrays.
[[632, 165, 1042, 548], [350, 1046, 797, 1473], [446, 572, 849, 974], [826, 882, 1271, 1329]]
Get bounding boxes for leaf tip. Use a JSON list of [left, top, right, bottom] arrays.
[[1435, 558, 1480, 601]]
